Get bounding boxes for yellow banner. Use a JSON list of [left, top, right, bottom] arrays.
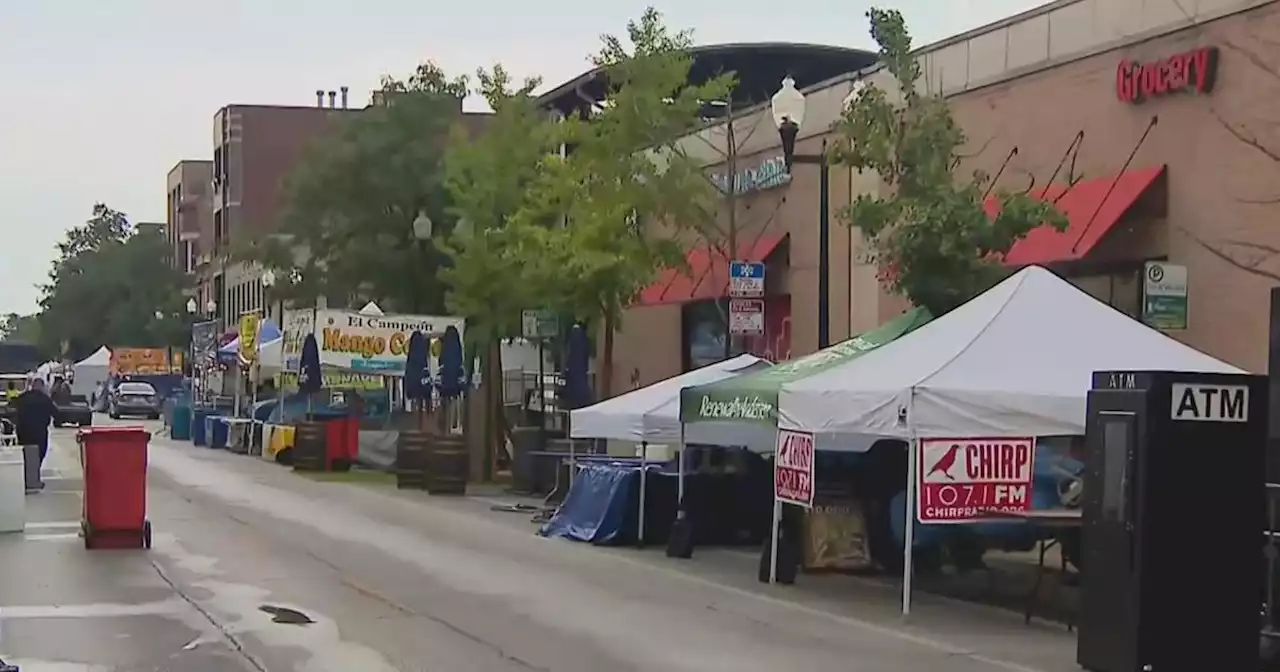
[[275, 370, 385, 391], [239, 312, 260, 363]]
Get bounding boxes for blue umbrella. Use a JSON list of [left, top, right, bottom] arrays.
[[562, 323, 592, 410], [297, 333, 322, 395], [437, 326, 464, 399], [403, 330, 431, 403]]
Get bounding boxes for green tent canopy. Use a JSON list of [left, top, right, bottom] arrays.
[[678, 306, 933, 427]]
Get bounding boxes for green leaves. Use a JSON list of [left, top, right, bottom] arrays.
[[834, 8, 1066, 315], [37, 205, 190, 359], [265, 61, 464, 314]]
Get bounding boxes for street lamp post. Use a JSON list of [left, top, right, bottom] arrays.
[[771, 76, 832, 350]]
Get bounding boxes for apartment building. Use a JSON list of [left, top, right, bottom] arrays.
[[165, 160, 213, 281]]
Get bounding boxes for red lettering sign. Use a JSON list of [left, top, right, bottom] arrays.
[[774, 429, 815, 507], [1116, 46, 1219, 104], [918, 437, 1037, 523]]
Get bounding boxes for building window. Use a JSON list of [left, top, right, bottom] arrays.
[[682, 300, 728, 372], [1070, 270, 1141, 318]]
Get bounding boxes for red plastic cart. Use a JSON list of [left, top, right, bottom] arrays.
[[77, 426, 152, 550]]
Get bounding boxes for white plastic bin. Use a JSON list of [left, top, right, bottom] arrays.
[[0, 446, 26, 533]]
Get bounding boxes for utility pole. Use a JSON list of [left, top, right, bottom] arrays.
[[723, 101, 738, 360]]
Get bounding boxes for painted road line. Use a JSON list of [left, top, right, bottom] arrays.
[[23, 521, 80, 530], [0, 599, 187, 619]]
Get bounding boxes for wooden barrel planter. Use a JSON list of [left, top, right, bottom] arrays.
[[396, 429, 429, 490], [292, 421, 327, 472], [424, 434, 468, 496]]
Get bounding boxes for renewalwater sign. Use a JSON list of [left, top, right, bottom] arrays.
[[917, 437, 1036, 524], [774, 429, 815, 507]]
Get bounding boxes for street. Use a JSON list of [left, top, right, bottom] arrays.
[[0, 417, 1078, 672]]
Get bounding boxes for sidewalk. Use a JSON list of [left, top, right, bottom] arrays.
[[0, 432, 255, 670]]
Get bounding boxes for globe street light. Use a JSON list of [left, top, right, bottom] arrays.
[[186, 298, 198, 314], [205, 299, 218, 318], [771, 76, 832, 349], [412, 212, 433, 240]]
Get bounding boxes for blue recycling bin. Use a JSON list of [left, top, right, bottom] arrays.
[[170, 400, 192, 441], [208, 416, 229, 449], [192, 407, 211, 446]]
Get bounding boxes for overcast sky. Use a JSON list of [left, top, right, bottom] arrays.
[[0, 0, 1048, 315]]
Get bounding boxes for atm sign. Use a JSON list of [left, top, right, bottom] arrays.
[[1170, 383, 1248, 422], [917, 437, 1036, 524]]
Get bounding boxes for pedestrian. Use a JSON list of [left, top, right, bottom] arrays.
[[13, 378, 57, 491]]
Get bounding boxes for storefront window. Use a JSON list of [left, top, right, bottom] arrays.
[[1070, 270, 1141, 318], [682, 300, 727, 371]]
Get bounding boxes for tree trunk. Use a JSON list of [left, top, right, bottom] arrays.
[[601, 308, 615, 398], [485, 339, 507, 476]]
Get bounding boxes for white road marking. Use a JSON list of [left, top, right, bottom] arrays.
[[0, 600, 186, 619]]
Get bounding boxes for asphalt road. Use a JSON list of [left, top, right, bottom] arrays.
[[0, 417, 1078, 671]]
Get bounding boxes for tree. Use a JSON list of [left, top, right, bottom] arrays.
[[439, 65, 560, 468], [37, 204, 190, 359], [832, 8, 1067, 316], [519, 7, 734, 395], [0, 313, 41, 345], [254, 62, 471, 313]]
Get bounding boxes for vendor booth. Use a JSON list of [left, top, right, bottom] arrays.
[[543, 354, 771, 545], [774, 265, 1243, 614], [73, 346, 111, 399]]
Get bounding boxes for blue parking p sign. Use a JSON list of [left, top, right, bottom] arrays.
[[729, 261, 765, 297]]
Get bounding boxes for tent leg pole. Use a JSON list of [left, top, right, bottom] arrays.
[[769, 499, 781, 584], [638, 441, 647, 548], [902, 438, 918, 618], [677, 426, 685, 504]]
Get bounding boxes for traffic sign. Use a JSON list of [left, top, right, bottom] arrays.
[[728, 299, 765, 335], [729, 260, 765, 297]]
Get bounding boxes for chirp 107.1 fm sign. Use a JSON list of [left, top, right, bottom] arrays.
[[313, 309, 465, 376], [916, 437, 1036, 524]]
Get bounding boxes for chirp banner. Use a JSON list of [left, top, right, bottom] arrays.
[[916, 437, 1036, 524], [312, 309, 464, 376]]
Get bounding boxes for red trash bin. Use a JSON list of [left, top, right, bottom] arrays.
[[77, 426, 151, 550]]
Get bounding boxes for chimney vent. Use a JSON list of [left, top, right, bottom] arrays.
[[316, 90, 325, 108], [327, 91, 337, 108], [340, 86, 349, 109]]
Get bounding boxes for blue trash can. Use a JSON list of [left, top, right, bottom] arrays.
[[209, 416, 229, 449], [170, 400, 192, 441], [192, 408, 210, 446]]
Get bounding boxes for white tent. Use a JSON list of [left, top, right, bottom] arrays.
[[257, 338, 284, 375], [73, 346, 112, 398], [571, 354, 770, 443], [779, 265, 1244, 439]]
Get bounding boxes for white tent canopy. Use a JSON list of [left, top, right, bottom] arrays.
[[779, 266, 1244, 439], [571, 354, 769, 443], [75, 346, 111, 368]]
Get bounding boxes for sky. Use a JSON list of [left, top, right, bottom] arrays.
[[0, 0, 1048, 315]]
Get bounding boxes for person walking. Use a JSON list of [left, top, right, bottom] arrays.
[[13, 378, 57, 492]]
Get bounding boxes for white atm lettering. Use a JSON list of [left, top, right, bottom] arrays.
[[1170, 383, 1248, 422]]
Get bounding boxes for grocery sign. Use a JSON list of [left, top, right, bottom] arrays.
[[917, 437, 1036, 523], [774, 429, 815, 508]]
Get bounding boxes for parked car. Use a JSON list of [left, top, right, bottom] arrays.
[[54, 394, 93, 427], [109, 382, 161, 420]]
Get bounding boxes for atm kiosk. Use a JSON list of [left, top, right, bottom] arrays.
[[1078, 370, 1265, 672]]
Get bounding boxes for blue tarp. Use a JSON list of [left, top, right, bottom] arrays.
[[539, 461, 662, 545]]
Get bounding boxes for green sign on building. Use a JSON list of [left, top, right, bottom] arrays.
[[1142, 262, 1188, 330]]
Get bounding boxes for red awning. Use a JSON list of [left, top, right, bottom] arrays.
[[988, 165, 1166, 267], [638, 235, 785, 306]]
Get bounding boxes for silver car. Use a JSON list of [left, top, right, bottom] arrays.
[[109, 382, 161, 419]]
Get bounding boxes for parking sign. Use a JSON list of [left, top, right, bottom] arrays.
[[729, 261, 765, 297]]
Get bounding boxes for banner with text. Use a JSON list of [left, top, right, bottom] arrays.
[[281, 309, 315, 373], [774, 429, 815, 508], [917, 437, 1036, 524], [110, 348, 172, 376], [313, 309, 465, 376]]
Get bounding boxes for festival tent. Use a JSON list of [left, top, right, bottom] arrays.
[[217, 320, 282, 363], [778, 265, 1244, 440], [679, 306, 932, 452], [570, 354, 770, 444], [72, 346, 111, 397]]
